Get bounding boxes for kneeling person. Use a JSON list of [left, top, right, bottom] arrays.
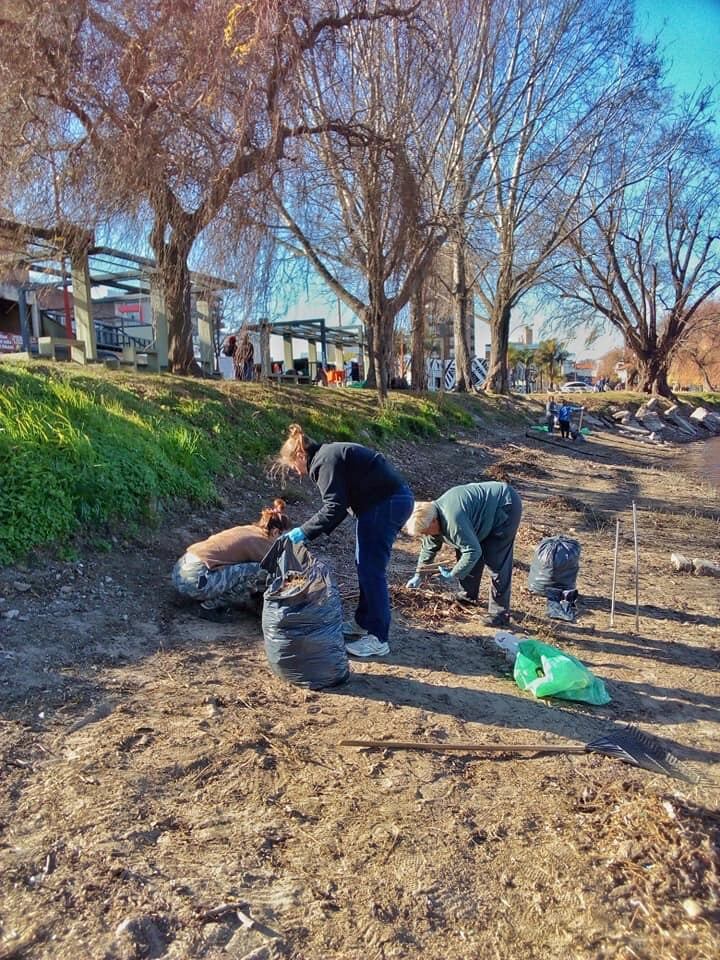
[[405, 482, 522, 628], [172, 500, 289, 618]]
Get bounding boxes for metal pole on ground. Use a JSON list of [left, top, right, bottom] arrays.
[[632, 501, 640, 633], [610, 518, 620, 627]]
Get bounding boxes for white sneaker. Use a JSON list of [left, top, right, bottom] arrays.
[[342, 618, 365, 638], [345, 634, 390, 658]]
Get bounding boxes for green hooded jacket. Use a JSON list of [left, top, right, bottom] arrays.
[[417, 481, 514, 579]]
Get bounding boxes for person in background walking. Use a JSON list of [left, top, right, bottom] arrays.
[[405, 481, 522, 628], [276, 423, 414, 658], [172, 499, 289, 619], [545, 395, 558, 433]]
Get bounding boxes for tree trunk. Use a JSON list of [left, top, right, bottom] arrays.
[[150, 208, 201, 376], [164, 239, 199, 375], [451, 239, 473, 393], [366, 276, 392, 404], [363, 319, 376, 388], [636, 350, 672, 396], [370, 308, 392, 404], [485, 299, 511, 394], [410, 286, 427, 392]]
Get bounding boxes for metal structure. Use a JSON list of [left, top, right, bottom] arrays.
[[0, 218, 237, 370], [248, 317, 367, 383]]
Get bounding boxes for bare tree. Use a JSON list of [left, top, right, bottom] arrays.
[[274, 11, 455, 402], [670, 301, 720, 391], [469, 0, 662, 394], [0, 0, 417, 374], [409, 284, 428, 391], [558, 132, 720, 396], [595, 346, 625, 383]]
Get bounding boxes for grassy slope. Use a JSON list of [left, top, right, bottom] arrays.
[[0, 364, 499, 565], [2, 363, 717, 566]]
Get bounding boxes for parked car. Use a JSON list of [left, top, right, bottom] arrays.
[[559, 380, 589, 393]]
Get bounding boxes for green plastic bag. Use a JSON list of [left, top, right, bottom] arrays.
[[513, 639, 611, 705]]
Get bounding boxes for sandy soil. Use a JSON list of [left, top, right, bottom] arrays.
[[1, 416, 719, 960]]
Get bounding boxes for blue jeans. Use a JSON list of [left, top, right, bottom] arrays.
[[172, 552, 266, 607], [354, 485, 414, 643]]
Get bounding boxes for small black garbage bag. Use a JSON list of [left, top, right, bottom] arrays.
[[528, 535, 581, 596], [260, 538, 349, 689]]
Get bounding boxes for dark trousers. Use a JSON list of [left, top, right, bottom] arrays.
[[559, 418, 571, 438], [457, 490, 522, 615], [355, 485, 414, 643]]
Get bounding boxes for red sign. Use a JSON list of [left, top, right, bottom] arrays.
[[0, 332, 23, 352]]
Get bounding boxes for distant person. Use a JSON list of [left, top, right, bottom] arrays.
[[545, 395, 558, 433], [172, 500, 290, 619], [233, 330, 255, 381], [405, 482, 522, 628], [275, 423, 414, 658], [222, 334, 237, 358], [557, 401, 581, 439]]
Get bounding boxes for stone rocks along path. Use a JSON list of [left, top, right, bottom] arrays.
[[1, 422, 719, 959]]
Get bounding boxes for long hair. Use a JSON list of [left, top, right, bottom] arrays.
[[257, 498, 290, 535], [275, 422, 315, 474]]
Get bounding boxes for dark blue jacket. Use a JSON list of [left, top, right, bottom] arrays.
[[300, 442, 409, 540]]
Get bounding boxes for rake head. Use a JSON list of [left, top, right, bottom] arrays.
[[587, 725, 698, 783]]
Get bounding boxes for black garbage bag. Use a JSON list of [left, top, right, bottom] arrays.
[[528, 535, 581, 596], [260, 538, 349, 689]]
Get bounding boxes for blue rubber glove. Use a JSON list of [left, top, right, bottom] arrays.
[[438, 565, 462, 594], [406, 573, 422, 589], [286, 527, 306, 544]]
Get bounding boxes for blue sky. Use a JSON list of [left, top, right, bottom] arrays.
[[557, 0, 720, 359], [635, 0, 720, 97], [280, 0, 720, 361]]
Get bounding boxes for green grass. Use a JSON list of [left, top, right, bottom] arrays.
[[0, 365, 482, 565]]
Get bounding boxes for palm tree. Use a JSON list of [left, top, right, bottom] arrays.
[[507, 345, 536, 393], [534, 339, 570, 391]]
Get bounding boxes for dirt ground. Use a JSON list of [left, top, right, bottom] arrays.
[[1, 416, 719, 960]]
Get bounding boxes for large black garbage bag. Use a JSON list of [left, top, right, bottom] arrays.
[[528, 535, 581, 596], [260, 538, 349, 689]]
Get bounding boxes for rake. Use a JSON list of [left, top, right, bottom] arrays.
[[340, 724, 697, 783]]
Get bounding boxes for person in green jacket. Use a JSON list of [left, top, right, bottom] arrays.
[[405, 481, 522, 628]]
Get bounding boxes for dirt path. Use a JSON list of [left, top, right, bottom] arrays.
[[1, 423, 719, 959]]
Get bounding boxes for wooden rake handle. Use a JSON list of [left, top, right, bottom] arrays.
[[339, 739, 587, 755]]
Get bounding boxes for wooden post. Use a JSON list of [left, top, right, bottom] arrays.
[[610, 518, 620, 628], [632, 502, 640, 633]]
